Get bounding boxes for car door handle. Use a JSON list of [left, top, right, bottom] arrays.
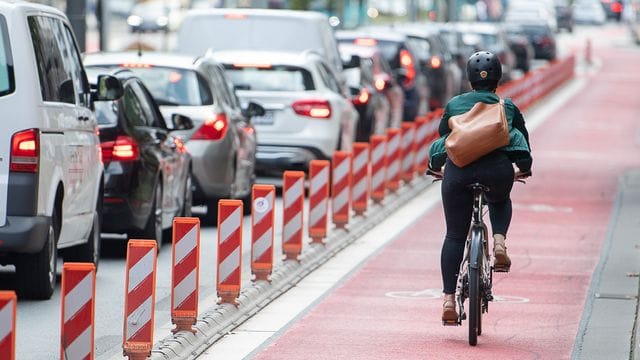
[[77, 116, 89, 121]]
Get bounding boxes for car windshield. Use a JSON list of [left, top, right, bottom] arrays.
[[224, 65, 314, 91], [0, 15, 14, 97]]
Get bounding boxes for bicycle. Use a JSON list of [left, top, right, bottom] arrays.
[[428, 168, 527, 346]]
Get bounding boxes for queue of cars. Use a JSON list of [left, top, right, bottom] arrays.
[[1, 0, 573, 299]]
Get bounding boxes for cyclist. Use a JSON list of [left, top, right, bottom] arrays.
[[427, 51, 533, 323]]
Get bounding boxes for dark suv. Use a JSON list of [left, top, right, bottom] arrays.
[[336, 29, 429, 122]]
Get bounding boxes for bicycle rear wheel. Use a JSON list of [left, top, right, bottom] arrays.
[[468, 229, 483, 346]]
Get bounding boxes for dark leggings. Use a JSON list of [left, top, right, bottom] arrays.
[[440, 152, 514, 294]]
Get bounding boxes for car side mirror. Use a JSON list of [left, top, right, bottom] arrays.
[[242, 101, 265, 118], [343, 55, 361, 69], [94, 75, 123, 101], [171, 113, 194, 130]]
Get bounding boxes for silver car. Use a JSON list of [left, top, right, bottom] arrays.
[[209, 50, 359, 179], [84, 52, 263, 217]]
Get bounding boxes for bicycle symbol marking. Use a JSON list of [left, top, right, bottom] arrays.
[[385, 288, 530, 303]]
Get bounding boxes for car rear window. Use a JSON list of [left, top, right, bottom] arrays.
[[224, 65, 314, 92], [0, 15, 15, 97], [122, 66, 213, 106], [337, 38, 400, 65]]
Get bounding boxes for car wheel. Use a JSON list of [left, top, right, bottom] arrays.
[[17, 207, 59, 300], [63, 196, 101, 269], [141, 180, 163, 249]]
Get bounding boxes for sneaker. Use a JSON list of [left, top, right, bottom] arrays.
[[493, 242, 511, 272]]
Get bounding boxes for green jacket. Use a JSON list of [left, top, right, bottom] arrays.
[[428, 90, 533, 172]]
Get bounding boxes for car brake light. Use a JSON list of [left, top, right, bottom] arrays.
[[191, 114, 229, 140], [430, 56, 442, 69], [10, 129, 39, 172], [224, 13, 247, 19], [375, 79, 386, 91], [611, 2, 622, 12], [233, 63, 272, 69], [399, 49, 416, 87], [292, 99, 332, 119], [101, 136, 139, 162], [354, 38, 377, 47], [353, 88, 370, 105]]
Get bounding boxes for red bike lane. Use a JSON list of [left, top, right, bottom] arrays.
[[251, 46, 640, 359]]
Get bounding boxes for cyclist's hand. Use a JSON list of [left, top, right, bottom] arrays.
[[427, 168, 444, 180], [515, 170, 531, 182]]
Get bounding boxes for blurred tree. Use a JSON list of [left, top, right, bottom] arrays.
[[290, 0, 311, 10]]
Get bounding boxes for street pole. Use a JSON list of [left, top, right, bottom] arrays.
[[66, 0, 87, 52]]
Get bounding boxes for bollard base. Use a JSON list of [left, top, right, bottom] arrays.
[[125, 352, 150, 360], [171, 317, 197, 334], [124, 343, 151, 360], [283, 251, 300, 262], [252, 270, 272, 282], [217, 293, 240, 307], [310, 236, 325, 245], [353, 209, 367, 217]]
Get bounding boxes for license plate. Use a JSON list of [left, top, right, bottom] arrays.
[[252, 111, 274, 125]]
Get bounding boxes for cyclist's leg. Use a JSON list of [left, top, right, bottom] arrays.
[[441, 160, 474, 297]]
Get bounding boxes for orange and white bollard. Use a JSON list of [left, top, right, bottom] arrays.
[[332, 151, 352, 228], [385, 128, 402, 192], [0, 291, 16, 360], [123, 240, 157, 360], [283, 171, 305, 260], [308, 160, 330, 244], [413, 117, 430, 175], [251, 184, 275, 281], [171, 217, 200, 333], [369, 135, 387, 204], [351, 143, 370, 216], [60, 263, 96, 360], [400, 122, 416, 182], [217, 200, 243, 305]]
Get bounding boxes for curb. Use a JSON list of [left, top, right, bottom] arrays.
[[152, 176, 434, 359]]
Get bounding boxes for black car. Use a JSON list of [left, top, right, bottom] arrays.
[[555, 0, 575, 32], [336, 29, 429, 122], [513, 21, 557, 61], [389, 23, 464, 110], [342, 55, 391, 141], [88, 68, 193, 247], [504, 24, 535, 73]]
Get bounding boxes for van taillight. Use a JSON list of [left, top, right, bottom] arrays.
[[191, 114, 228, 140], [10, 129, 39, 172], [101, 136, 139, 162], [399, 49, 416, 88], [292, 99, 332, 119]]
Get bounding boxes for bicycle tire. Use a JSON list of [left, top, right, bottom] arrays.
[[468, 228, 483, 346]]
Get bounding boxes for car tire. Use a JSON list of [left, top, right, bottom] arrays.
[[182, 174, 193, 217], [17, 207, 59, 300], [63, 196, 102, 269], [140, 180, 164, 250]]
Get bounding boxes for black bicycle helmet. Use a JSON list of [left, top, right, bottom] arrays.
[[467, 51, 502, 84]]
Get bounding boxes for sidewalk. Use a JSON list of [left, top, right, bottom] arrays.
[[573, 170, 640, 360]]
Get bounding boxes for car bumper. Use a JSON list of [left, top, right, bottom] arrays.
[[0, 216, 50, 254], [187, 139, 234, 201]]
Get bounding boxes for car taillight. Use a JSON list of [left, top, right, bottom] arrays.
[[354, 38, 377, 46], [191, 114, 229, 140], [399, 49, 416, 88], [352, 88, 370, 105], [10, 129, 39, 172], [292, 99, 332, 119], [375, 78, 387, 91], [611, 2, 622, 13], [101, 136, 139, 162], [430, 56, 442, 69]]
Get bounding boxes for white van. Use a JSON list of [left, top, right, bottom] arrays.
[[0, 2, 122, 299], [176, 8, 344, 74]]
